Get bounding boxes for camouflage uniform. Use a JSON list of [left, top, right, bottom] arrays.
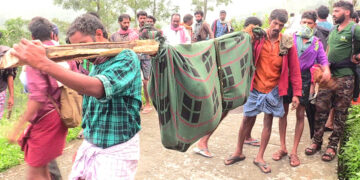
[[313, 76, 354, 150]]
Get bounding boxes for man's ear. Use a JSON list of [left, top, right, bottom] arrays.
[[95, 29, 105, 42]]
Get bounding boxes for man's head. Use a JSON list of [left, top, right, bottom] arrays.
[[183, 14, 194, 26], [268, 9, 288, 38], [51, 24, 59, 42], [301, 11, 317, 29], [171, 13, 181, 28], [137, 11, 147, 28], [67, 14, 108, 44], [28, 17, 53, 41], [333, 0, 353, 24], [87, 12, 108, 39], [146, 15, 156, 26], [352, 11, 359, 23], [244, 16, 262, 28], [220, 10, 226, 21], [118, 14, 131, 31], [194, 10, 204, 22], [317, 5, 330, 20]]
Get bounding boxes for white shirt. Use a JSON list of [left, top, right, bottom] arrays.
[[162, 25, 191, 46]]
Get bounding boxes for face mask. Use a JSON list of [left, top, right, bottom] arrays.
[[296, 25, 314, 39]]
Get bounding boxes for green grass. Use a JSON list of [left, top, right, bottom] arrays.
[[338, 105, 360, 180]]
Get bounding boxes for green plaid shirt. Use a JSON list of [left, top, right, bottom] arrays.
[[82, 49, 142, 148]]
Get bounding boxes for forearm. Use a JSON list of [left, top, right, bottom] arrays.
[[41, 58, 105, 98], [7, 76, 14, 98]]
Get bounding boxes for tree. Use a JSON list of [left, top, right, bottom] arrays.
[[53, 0, 125, 32], [121, 0, 152, 27], [191, 0, 232, 20], [0, 18, 30, 47], [150, 0, 179, 23]]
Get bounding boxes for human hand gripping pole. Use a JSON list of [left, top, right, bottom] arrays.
[[11, 39, 50, 70]]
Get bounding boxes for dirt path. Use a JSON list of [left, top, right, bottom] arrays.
[[0, 107, 338, 179]]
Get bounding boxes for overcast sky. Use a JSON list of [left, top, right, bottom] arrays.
[[0, 0, 330, 25]]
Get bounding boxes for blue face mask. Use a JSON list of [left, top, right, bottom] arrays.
[[296, 25, 314, 39]]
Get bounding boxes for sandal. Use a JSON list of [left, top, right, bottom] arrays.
[[322, 148, 336, 162], [224, 155, 246, 165], [289, 154, 300, 167], [305, 144, 321, 155], [193, 147, 213, 158], [244, 139, 260, 147], [272, 150, 288, 161], [253, 160, 271, 173]]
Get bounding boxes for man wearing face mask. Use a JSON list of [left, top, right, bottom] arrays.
[[305, 0, 360, 162], [273, 11, 330, 167], [193, 10, 214, 42], [224, 9, 302, 174]]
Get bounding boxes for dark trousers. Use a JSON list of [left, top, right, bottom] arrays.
[[313, 75, 354, 150]]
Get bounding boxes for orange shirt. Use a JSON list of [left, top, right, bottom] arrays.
[[253, 33, 283, 94]]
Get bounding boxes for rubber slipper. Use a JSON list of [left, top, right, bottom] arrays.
[[193, 147, 213, 158], [142, 107, 153, 114], [224, 155, 246, 165], [253, 160, 271, 174], [305, 144, 320, 155], [244, 139, 260, 147], [289, 154, 300, 167], [272, 150, 288, 161], [322, 148, 336, 162]]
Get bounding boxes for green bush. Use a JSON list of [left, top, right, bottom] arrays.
[[338, 105, 360, 180], [0, 138, 23, 172]]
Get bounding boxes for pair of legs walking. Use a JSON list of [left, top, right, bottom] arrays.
[[306, 76, 354, 161]]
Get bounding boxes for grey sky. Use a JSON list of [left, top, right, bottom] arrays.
[[0, 0, 330, 26]]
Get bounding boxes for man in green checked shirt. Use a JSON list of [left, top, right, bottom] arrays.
[[12, 14, 142, 179]]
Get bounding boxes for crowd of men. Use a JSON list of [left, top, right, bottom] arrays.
[[0, 0, 359, 179]]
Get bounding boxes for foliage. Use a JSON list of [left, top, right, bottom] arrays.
[[122, 0, 152, 27], [231, 14, 270, 32], [53, 0, 124, 32], [338, 105, 360, 180], [150, 0, 179, 23], [191, 0, 232, 20], [66, 127, 82, 142], [0, 18, 30, 47], [0, 138, 23, 172]]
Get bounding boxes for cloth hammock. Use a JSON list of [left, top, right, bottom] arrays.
[[148, 32, 255, 152]]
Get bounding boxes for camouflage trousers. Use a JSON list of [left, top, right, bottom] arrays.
[[313, 75, 354, 150]]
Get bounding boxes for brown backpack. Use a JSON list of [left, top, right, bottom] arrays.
[[48, 86, 83, 128]]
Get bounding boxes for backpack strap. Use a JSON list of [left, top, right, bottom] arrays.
[[47, 94, 61, 115]]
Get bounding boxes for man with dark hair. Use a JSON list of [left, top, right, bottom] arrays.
[[305, 0, 360, 162], [8, 16, 77, 180], [193, 10, 214, 42], [211, 10, 233, 38], [86, 12, 108, 39], [12, 13, 142, 179], [317, 5, 333, 30], [182, 14, 194, 41], [51, 24, 59, 44], [224, 9, 302, 173], [137, 10, 148, 30], [244, 16, 262, 28], [162, 13, 191, 45], [146, 15, 156, 26], [274, 10, 330, 167], [110, 14, 138, 42], [352, 11, 359, 23]]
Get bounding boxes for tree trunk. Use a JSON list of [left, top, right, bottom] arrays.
[[96, 0, 100, 14], [153, 0, 156, 17], [134, 9, 138, 27], [203, 0, 208, 20]]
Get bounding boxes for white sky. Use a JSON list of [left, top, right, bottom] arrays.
[[0, 0, 331, 26]]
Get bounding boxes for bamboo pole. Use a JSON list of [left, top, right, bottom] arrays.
[[0, 40, 159, 69]]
